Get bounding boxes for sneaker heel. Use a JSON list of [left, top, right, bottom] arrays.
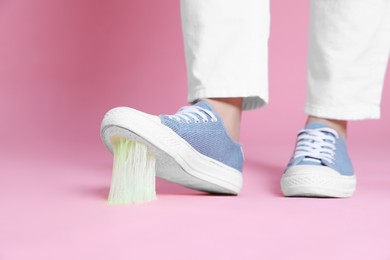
[[108, 136, 156, 204]]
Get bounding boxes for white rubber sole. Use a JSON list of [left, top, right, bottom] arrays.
[[281, 165, 356, 198], [101, 107, 243, 194]]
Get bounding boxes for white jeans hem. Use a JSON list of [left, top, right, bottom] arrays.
[[305, 104, 381, 120], [188, 88, 268, 110]]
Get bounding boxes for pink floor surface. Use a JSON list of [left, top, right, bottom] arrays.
[[1, 1, 390, 259], [1, 138, 390, 260]]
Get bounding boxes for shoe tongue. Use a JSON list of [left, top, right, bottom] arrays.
[[192, 100, 222, 121], [300, 122, 335, 166], [305, 122, 328, 130], [304, 122, 337, 138], [194, 100, 214, 111]]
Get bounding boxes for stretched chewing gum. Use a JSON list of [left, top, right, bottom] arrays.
[[108, 136, 156, 204]]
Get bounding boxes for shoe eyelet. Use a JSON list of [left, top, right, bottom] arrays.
[[195, 120, 200, 123], [203, 119, 208, 123]]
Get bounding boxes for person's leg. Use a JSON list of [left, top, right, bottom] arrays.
[[282, 0, 390, 197], [101, 0, 270, 200], [306, 0, 390, 121], [181, 0, 270, 141]]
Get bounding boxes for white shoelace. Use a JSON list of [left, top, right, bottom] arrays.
[[294, 128, 339, 165], [168, 106, 218, 123]]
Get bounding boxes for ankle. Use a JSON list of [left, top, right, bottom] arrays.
[[204, 98, 243, 142], [306, 116, 348, 139]]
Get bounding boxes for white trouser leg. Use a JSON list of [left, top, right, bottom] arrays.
[[180, 0, 270, 110], [306, 0, 390, 120]]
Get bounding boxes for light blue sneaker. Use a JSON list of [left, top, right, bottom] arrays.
[[101, 101, 243, 194], [281, 122, 356, 197]]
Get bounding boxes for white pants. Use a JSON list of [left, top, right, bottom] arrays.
[[181, 0, 390, 119]]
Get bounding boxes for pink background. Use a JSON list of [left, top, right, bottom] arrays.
[[1, 0, 389, 259]]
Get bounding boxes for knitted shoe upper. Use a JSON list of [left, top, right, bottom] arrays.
[[159, 101, 244, 172], [286, 122, 354, 176]]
